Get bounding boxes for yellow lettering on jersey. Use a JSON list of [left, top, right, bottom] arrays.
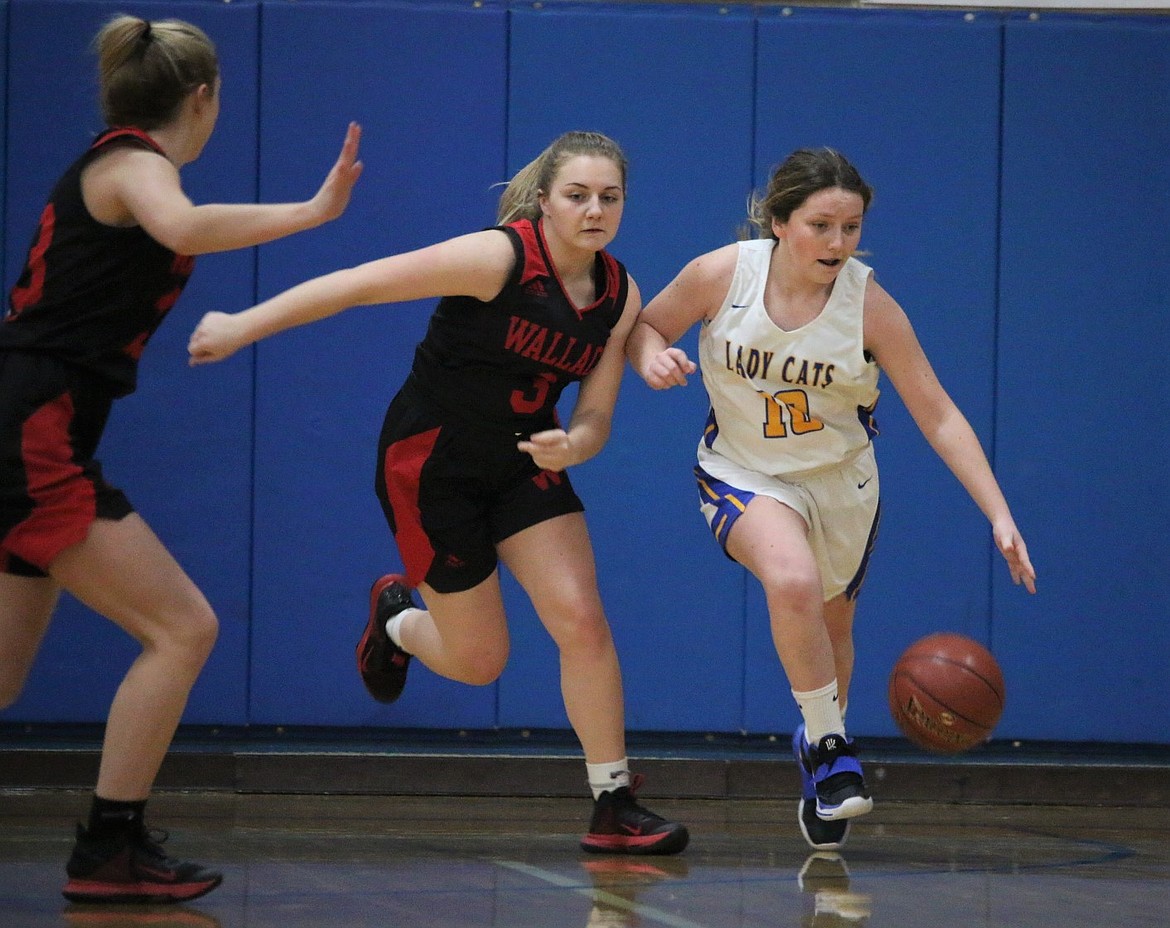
[[780, 355, 835, 388], [759, 389, 825, 439], [724, 341, 774, 381]]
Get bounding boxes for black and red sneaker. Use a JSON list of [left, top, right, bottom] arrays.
[[355, 574, 416, 703], [580, 775, 689, 856], [62, 824, 222, 904]]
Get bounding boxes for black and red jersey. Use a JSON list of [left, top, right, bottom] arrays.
[[0, 127, 195, 396], [408, 217, 629, 430]]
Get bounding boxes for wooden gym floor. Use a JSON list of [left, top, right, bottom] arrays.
[[1, 727, 1167, 927]]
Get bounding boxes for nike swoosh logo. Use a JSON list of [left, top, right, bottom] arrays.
[[620, 825, 644, 835], [730, 303, 750, 308], [857, 477, 873, 489]]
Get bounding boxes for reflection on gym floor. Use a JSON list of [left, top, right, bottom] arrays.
[[3, 792, 1167, 928]]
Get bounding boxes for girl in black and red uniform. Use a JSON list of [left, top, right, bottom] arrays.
[[188, 131, 689, 856], [0, 15, 362, 903]]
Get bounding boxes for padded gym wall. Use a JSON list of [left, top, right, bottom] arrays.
[[1, 1, 1166, 745], [499, 3, 755, 732], [994, 14, 1170, 741]]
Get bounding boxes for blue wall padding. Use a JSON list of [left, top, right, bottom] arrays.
[[248, 1, 508, 726], [3, 0, 259, 724], [994, 15, 1170, 740], [501, 4, 755, 731], [2, 1, 1167, 745]]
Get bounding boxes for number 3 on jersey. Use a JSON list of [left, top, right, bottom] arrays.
[[511, 371, 557, 416], [759, 388, 824, 438]]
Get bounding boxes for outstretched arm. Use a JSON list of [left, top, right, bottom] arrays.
[[865, 281, 1037, 593], [89, 122, 364, 256], [188, 229, 514, 364]]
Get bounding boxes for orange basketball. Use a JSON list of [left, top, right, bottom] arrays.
[[888, 632, 1005, 754]]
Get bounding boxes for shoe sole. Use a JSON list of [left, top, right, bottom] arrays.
[[798, 798, 849, 850], [815, 794, 874, 821], [62, 874, 222, 904], [580, 826, 690, 856]]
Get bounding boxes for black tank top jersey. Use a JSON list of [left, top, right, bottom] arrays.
[[408, 218, 629, 430], [0, 127, 195, 396]]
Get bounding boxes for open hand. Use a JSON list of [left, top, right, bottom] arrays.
[[311, 122, 364, 224], [994, 523, 1037, 594]]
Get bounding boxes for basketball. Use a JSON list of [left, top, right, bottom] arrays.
[[888, 632, 1005, 754]]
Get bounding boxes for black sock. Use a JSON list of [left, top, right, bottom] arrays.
[[86, 796, 147, 840]]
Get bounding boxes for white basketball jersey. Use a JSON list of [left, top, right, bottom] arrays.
[[696, 240, 880, 480]]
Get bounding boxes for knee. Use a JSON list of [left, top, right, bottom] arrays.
[[451, 641, 509, 686], [549, 602, 614, 659], [154, 601, 219, 670], [760, 566, 823, 616], [183, 607, 219, 666], [454, 656, 507, 687]]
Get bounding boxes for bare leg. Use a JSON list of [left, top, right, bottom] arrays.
[[823, 594, 857, 710], [390, 513, 624, 762], [499, 513, 625, 764], [48, 514, 218, 801], [0, 574, 61, 708], [393, 572, 511, 685], [725, 497, 835, 693]]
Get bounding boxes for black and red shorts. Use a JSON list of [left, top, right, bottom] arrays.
[[0, 352, 132, 576], [375, 380, 584, 594]]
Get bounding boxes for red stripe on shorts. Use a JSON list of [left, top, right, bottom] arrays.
[[382, 427, 441, 589], [3, 392, 97, 569]]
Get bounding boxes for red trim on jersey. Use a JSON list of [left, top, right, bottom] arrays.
[[382, 427, 442, 588], [516, 219, 620, 319], [2, 392, 96, 569], [513, 220, 550, 287], [96, 126, 167, 157], [8, 204, 55, 317]]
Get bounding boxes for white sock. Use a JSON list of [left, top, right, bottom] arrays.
[[586, 759, 631, 799], [385, 608, 422, 653], [793, 679, 844, 745]]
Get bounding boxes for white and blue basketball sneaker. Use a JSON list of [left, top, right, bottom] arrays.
[[793, 724, 851, 850], [797, 727, 873, 822]]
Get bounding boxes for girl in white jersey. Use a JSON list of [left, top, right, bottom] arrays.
[[626, 147, 1036, 852]]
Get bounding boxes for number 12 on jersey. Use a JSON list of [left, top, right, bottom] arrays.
[[758, 388, 824, 439]]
